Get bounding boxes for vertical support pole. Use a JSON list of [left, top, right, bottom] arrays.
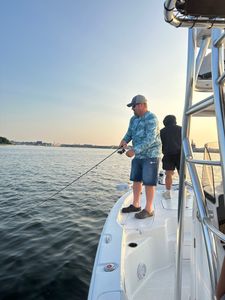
[[175, 28, 196, 300], [212, 29, 225, 193], [211, 28, 225, 294]]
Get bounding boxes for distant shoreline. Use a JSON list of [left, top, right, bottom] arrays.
[[8, 141, 117, 150], [60, 144, 117, 149], [0, 137, 11, 145], [4, 142, 207, 152], [1, 138, 219, 153]]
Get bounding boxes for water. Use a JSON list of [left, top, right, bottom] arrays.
[[0, 146, 130, 300]]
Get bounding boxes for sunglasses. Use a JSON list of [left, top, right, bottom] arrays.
[[132, 103, 141, 109]]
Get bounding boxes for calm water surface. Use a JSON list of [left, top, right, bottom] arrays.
[[0, 146, 130, 300]]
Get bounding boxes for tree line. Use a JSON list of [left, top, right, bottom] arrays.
[[0, 137, 11, 144]]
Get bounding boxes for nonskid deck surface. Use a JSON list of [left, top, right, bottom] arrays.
[[134, 261, 191, 300], [120, 185, 193, 300], [119, 184, 192, 230]]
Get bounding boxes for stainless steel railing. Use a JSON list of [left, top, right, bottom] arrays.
[[163, 4, 225, 298], [204, 217, 225, 243], [175, 27, 225, 300]]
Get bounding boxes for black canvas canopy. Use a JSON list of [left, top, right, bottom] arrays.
[[176, 0, 225, 18]]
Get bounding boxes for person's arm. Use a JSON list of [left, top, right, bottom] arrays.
[[216, 257, 225, 299], [133, 114, 159, 155]]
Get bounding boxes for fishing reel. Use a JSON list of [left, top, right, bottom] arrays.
[[117, 148, 126, 155]]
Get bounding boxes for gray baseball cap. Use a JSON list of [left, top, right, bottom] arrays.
[[127, 94, 147, 107]]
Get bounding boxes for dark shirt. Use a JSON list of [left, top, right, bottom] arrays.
[[160, 124, 182, 155]]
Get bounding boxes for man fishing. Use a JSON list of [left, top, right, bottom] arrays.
[[119, 95, 161, 219]]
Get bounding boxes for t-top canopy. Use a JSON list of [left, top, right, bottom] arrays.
[[176, 0, 225, 18]]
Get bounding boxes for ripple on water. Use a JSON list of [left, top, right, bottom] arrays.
[[0, 146, 131, 299]]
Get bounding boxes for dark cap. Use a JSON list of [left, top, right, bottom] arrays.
[[127, 95, 147, 107]]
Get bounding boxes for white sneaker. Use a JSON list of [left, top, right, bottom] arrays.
[[162, 190, 171, 199]]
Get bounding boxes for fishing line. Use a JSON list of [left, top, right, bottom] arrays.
[[3, 147, 125, 218], [3, 147, 124, 222], [39, 146, 123, 206]]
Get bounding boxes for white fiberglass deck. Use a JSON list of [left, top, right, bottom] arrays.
[[119, 186, 192, 300], [88, 185, 193, 300]]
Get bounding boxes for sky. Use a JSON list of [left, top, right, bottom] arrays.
[[0, 0, 218, 146]]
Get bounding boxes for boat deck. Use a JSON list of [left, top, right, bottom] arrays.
[[118, 185, 193, 300], [135, 261, 191, 300], [119, 184, 192, 230], [88, 184, 194, 300]]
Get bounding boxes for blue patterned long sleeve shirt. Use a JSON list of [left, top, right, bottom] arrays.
[[123, 111, 161, 159]]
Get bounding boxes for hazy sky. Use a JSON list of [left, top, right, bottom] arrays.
[[0, 0, 217, 146]]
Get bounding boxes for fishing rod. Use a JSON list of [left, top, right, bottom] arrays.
[[3, 147, 126, 221], [39, 146, 125, 206]]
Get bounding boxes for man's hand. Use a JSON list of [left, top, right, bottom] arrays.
[[126, 149, 135, 158], [119, 140, 127, 149]]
